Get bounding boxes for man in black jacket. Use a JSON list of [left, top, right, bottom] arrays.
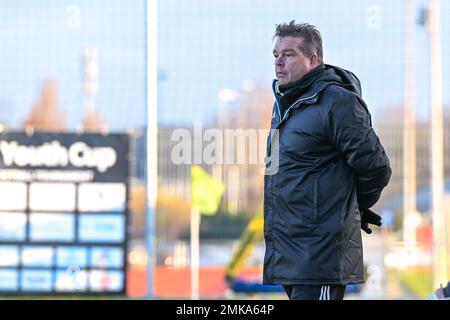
[[263, 21, 392, 300]]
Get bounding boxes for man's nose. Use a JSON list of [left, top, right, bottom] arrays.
[[274, 56, 284, 66]]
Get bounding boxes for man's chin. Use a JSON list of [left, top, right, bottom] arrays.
[[277, 78, 289, 86]]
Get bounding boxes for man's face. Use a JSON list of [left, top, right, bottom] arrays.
[[273, 36, 315, 85]]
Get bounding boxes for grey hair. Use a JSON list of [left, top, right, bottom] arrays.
[[274, 20, 323, 63]]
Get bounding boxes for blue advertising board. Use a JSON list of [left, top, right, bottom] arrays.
[[0, 132, 129, 295]]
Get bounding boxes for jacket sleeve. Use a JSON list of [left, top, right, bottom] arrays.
[[326, 92, 392, 210]]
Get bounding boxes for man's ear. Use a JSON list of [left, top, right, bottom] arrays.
[[309, 54, 319, 68]]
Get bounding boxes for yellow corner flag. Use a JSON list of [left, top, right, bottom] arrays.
[[191, 165, 224, 215]]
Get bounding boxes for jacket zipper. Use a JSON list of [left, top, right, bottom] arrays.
[[275, 91, 320, 125]]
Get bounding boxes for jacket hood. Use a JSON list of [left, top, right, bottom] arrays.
[[318, 64, 362, 97], [272, 64, 363, 102]]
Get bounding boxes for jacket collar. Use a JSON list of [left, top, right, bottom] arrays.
[[272, 64, 326, 106], [271, 64, 364, 127]]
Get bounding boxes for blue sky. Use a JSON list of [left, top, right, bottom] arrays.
[[0, 0, 449, 130], [158, 0, 450, 126], [0, 0, 146, 130]]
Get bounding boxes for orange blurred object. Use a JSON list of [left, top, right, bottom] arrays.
[[416, 222, 432, 250], [127, 265, 262, 298]]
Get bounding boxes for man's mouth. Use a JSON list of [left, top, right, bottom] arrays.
[[276, 72, 286, 77]]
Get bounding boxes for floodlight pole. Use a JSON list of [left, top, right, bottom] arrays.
[[403, 0, 419, 248], [428, 0, 448, 290], [146, 0, 158, 299]]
